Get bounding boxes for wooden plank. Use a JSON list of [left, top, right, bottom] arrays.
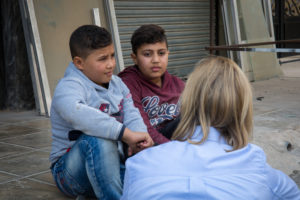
[[25, 0, 52, 116], [18, 0, 45, 115], [92, 8, 101, 26]]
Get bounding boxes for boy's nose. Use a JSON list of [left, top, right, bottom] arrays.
[[152, 53, 159, 63], [107, 58, 116, 68]]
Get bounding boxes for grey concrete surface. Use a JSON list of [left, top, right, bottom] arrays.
[[252, 55, 300, 187], [0, 56, 299, 199]]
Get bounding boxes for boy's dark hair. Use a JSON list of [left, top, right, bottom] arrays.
[[131, 24, 168, 55], [69, 25, 112, 59]]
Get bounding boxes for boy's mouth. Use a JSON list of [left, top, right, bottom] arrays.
[[151, 67, 161, 72], [105, 71, 113, 76]]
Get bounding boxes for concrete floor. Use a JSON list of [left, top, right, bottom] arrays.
[[251, 55, 300, 187], [0, 56, 299, 199]]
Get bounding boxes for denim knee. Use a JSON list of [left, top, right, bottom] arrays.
[[51, 156, 85, 198], [52, 135, 122, 199], [76, 135, 122, 199]]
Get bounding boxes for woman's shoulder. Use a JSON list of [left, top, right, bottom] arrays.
[[246, 143, 267, 159]]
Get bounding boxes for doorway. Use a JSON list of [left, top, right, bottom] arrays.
[[0, 0, 35, 111], [273, 0, 300, 57]]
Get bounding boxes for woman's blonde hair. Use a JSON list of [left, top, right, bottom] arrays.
[[172, 56, 253, 151]]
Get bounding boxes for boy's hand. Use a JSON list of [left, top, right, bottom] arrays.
[[122, 128, 154, 156]]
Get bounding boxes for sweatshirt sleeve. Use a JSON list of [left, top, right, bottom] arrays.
[[121, 77, 170, 144], [51, 78, 123, 140]]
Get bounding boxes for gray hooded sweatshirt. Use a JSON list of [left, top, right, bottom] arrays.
[[49, 62, 147, 164]]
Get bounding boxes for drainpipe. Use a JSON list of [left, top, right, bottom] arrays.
[[210, 0, 215, 55]]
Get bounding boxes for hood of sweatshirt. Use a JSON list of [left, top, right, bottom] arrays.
[[64, 62, 110, 91], [118, 65, 174, 89]]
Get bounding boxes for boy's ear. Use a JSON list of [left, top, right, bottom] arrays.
[[73, 56, 84, 70], [131, 53, 137, 65]]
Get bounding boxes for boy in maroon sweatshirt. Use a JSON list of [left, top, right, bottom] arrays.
[[119, 24, 185, 144]]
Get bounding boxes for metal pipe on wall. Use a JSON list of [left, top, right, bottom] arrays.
[[210, 0, 215, 55]]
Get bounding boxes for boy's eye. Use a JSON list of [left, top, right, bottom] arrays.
[[143, 52, 151, 57], [159, 51, 166, 56], [98, 56, 107, 61]]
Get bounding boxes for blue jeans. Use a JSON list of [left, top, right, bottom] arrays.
[[51, 134, 125, 200]]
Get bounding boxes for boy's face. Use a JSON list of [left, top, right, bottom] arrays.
[[74, 44, 115, 87], [131, 42, 169, 86]]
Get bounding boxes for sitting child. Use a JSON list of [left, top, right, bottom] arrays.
[[121, 56, 300, 200], [119, 24, 185, 144], [49, 25, 153, 200]]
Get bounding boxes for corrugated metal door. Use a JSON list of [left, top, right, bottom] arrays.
[[113, 0, 213, 79]]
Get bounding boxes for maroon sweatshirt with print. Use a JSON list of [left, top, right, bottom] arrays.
[[118, 65, 185, 144]]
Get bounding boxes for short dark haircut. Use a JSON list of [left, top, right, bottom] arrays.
[[131, 24, 168, 54], [69, 25, 112, 59]]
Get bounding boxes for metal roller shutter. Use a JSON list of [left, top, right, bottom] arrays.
[[113, 0, 213, 79]]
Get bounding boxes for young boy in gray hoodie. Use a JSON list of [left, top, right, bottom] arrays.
[[50, 25, 153, 200]]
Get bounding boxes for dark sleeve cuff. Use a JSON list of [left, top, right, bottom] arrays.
[[118, 125, 126, 140]]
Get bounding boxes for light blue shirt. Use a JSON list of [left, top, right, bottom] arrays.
[[121, 126, 300, 200]]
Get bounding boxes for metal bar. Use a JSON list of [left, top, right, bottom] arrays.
[[232, 0, 242, 43], [264, 0, 275, 39], [207, 39, 300, 49], [210, 0, 215, 54], [221, 0, 234, 59], [231, 0, 244, 70], [104, 0, 124, 72], [205, 46, 300, 53], [278, 0, 285, 43]]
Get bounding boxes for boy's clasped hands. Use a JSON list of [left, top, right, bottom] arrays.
[[122, 128, 154, 156]]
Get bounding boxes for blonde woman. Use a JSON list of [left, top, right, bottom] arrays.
[[121, 56, 300, 200]]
